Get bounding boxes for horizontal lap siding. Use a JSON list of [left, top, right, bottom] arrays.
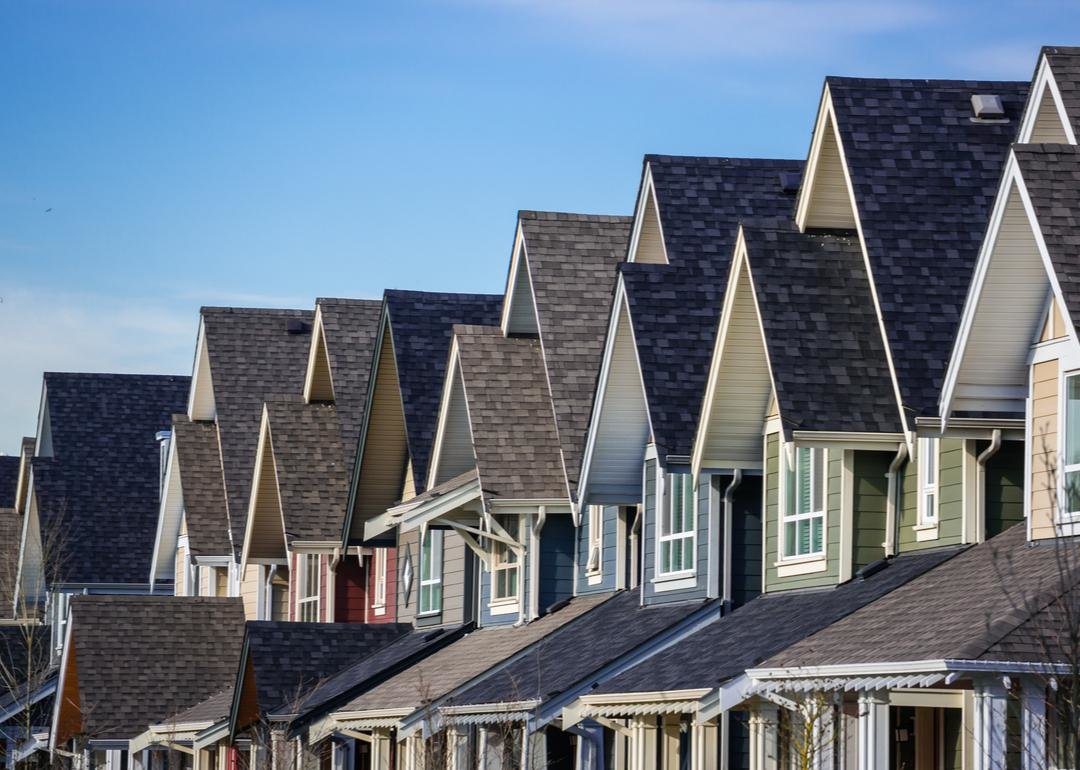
[[852, 451, 889, 571], [728, 475, 762, 607], [642, 462, 709, 605], [984, 439, 1025, 538], [334, 554, 367, 623], [899, 438, 964, 551], [400, 529, 470, 628], [575, 505, 619, 595], [1031, 359, 1059, 540], [539, 515, 575, 610]]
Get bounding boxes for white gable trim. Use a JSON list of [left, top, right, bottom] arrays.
[[691, 229, 778, 478], [577, 278, 653, 511], [187, 318, 216, 421], [303, 305, 336, 404], [795, 86, 858, 232], [240, 407, 289, 568], [499, 223, 541, 336], [426, 335, 478, 491], [627, 165, 668, 264], [149, 430, 183, 583], [1018, 54, 1077, 145]]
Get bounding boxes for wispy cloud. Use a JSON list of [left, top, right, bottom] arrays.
[[0, 287, 196, 455], [945, 40, 1041, 79], [174, 288, 312, 309], [462, 0, 938, 58]]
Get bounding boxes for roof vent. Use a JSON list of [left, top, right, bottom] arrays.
[[778, 171, 801, 194], [971, 94, 1006, 120], [286, 319, 312, 335], [854, 557, 890, 581]]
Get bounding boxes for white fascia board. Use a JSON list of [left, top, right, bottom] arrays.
[[192, 721, 230, 751], [747, 660, 950, 680], [1018, 55, 1078, 145], [440, 701, 541, 717], [288, 541, 344, 553], [193, 555, 233, 566], [626, 164, 668, 264], [577, 689, 712, 707], [488, 499, 572, 514], [794, 82, 834, 230], [149, 431, 182, 585], [239, 406, 284, 569], [426, 336, 478, 492], [699, 674, 751, 722], [398, 480, 482, 533], [330, 707, 412, 722], [790, 431, 906, 450], [577, 279, 654, 508]]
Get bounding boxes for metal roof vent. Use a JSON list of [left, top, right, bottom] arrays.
[[971, 94, 1006, 120], [778, 171, 801, 194], [286, 319, 312, 335]]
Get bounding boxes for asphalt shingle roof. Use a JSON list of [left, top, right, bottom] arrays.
[[1042, 46, 1080, 137], [515, 212, 631, 493], [384, 291, 503, 494], [32, 373, 190, 585], [825, 77, 1028, 419], [450, 590, 709, 707], [314, 298, 382, 470], [622, 156, 802, 459], [64, 596, 245, 741], [453, 325, 566, 504], [1013, 144, 1080, 332], [160, 687, 235, 727], [241, 621, 409, 717], [340, 593, 607, 713], [0, 456, 18, 509], [597, 546, 958, 694], [202, 307, 313, 553], [760, 524, 1080, 668], [172, 416, 231, 557], [743, 227, 902, 435]]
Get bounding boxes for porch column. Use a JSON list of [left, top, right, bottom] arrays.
[[856, 690, 888, 770], [812, 698, 835, 770], [525, 727, 546, 770], [748, 704, 778, 770], [574, 722, 603, 770], [973, 681, 1008, 770], [1021, 678, 1047, 770], [370, 730, 393, 770], [690, 720, 717, 770], [446, 725, 470, 770], [628, 716, 657, 770]]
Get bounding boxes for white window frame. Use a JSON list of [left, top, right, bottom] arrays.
[[418, 530, 444, 616], [917, 437, 940, 526], [657, 471, 696, 577], [372, 548, 388, 613], [296, 553, 320, 622], [586, 505, 604, 580], [1061, 371, 1080, 522], [490, 515, 521, 605], [779, 445, 827, 561]]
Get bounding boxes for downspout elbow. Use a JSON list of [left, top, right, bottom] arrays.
[[721, 470, 742, 610], [976, 429, 1002, 543], [884, 443, 908, 557]]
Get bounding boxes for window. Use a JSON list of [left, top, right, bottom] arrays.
[[586, 505, 603, 575], [918, 437, 939, 524], [658, 472, 695, 575], [782, 446, 826, 559], [418, 530, 443, 615], [297, 554, 319, 622], [491, 515, 521, 602], [1064, 374, 1080, 518], [372, 548, 387, 608]]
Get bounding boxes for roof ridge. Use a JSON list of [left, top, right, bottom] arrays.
[[825, 75, 1027, 88], [644, 154, 802, 165], [518, 210, 633, 222], [201, 306, 310, 316]]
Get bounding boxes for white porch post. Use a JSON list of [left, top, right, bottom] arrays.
[[1021, 678, 1046, 770], [973, 681, 1008, 770], [812, 699, 835, 770], [856, 690, 888, 770], [690, 721, 717, 770], [573, 723, 602, 770], [628, 717, 656, 770], [370, 730, 392, 770], [749, 704, 779, 770], [526, 727, 546, 770]]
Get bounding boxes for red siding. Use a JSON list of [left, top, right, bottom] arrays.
[[364, 547, 397, 623], [334, 554, 367, 623], [319, 554, 329, 622]]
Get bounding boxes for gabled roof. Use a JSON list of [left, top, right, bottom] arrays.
[[312, 298, 382, 467], [55, 596, 245, 744], [0, 456, 18, 509], [383, 291, 503, 495], [513, 212, 631, 491], [618, 156, 803, 460], [824, 77, 1028, 419], [233, 621, 409, 726], [172, 417, 230, 557], [441, 325, 565, 504], [31, 373, 189, 586], [743, 227, 900, 435], [447, 590, 711, 712], [756, 524, 1077, 670], [201, 307, 313, 552], [1041, 46, 1080, 138], [593, 545, 957, 695], [159, 687, 234, 728]]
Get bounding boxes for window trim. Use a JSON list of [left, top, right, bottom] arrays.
[[779, 445, 827, 562], [296, 553, 320, 622], [418, 530, 444, 617], [490, 515, 521, 606], [1061, 371, 1080, 523], [656, 471, 696, 579], [917, 436, 940, 528], [372, 548, 388, 614], [586, 505, 604, 582]]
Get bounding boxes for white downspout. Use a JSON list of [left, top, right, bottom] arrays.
[[630, 505, 642, 591], [884, 443, 908, 557], [976, 430, 1003, 544], [527, 507, 546, 622], [721, 470, 742, 607]]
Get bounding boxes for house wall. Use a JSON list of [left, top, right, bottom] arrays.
[[1031, 358, 1060, 540], [397, 527, 472, 627], [763, 432, 842, 593], [641, 461, 711, 605], [984, 440, 1025, 538], [851, 451, 890, 571], [175, 542, 188, 594], [726, 475, 763, 607], [575, 505, 619, 596], [333, 554, 367, 622], [240, 564, 260, 620], [1030, 87, 1071, 143], [898, 438, 965, 551], [479, 516, 529, 628], [538, 515, 575, 611], [365, 546, 397, 622]]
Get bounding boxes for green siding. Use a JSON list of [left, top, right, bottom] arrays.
[[764, 433, 841, 592], [852, 451, 890, 571], [984, 439, 1025, 538], [899, 438, 965, 552]]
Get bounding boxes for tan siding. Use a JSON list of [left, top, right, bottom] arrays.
[[240, 564, 261, 620], [215, 567, 228, 597], [247, 421, 286, 561], [306, 320, 335, 402], [505, 251, 538, 334], [351, 327, 409, 536], [190, 326, 216, 420], [1031, 358, 1059, 540], [199, 565, 210, 596], [440, 532, 467, 624], [1030, 87, 1070, 143], [1041, 297, 1068, 342], [401, 460, 416, 502], [802, 112, 856, 229], [431, 366, 475, 486], [174, 542, 188, 594], [632, 187, 666, 264]]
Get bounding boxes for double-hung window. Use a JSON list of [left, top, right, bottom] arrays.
[[658, 472, 695, 575], [372, 548, 387, 609], [297, 554, 319, 622], [586, 505, 604, 576], [418, 530, 444, 615], [782, 446, 826, 559], [918, 437, 939, 525], [1064, 374, 1080, 518], [491, 515, 521, 602]]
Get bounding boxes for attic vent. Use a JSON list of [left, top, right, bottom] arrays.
[[778, 171, 801, 194], [971, 94, 1006, 120], [286, 319, 312, 335]]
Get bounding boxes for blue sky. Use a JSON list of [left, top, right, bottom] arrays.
[[1, 0, 1077, 452]]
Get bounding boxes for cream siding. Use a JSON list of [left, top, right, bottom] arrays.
[[240, 564, 261, 619], [800, 109, 857, 230], [504, 248, 538, 335], [246, 420, 286, 562], [1031, 358, 1060, 540], [1029, 86, 1070, 143], [430, 363, 475, 487], [632, 187, 667, 264], [305, 319, 335, 403], [189, 325, 216, 420], [174, 542, 188, 593], [401, 460, 416, 502]]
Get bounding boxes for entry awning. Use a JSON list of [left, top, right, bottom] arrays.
[[752, 673, 945, 694], [581, 700, 702, 718]]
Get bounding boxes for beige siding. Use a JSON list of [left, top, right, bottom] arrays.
[[505, 249, 538, 334], [351, 326, 409, 536], [802, 111, 856, 229], [199, 565, 210, 596], [396, 528, 468, 626], [632, 187, 667, 264], [1040, 297, 1068, 342], [174, 542, 188, 594], [189, 325, 216, 420], [401, 460, 416, 502], [1031, 358, 1059, 540], [431, 365, 475, 486], [1029, 87, 1070, 143], [305, 319, 335, 402], [247, 420, 286, 561], [240, 563, 261, 620]]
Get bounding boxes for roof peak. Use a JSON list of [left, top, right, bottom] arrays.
[[518, 210, 632, 223]]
